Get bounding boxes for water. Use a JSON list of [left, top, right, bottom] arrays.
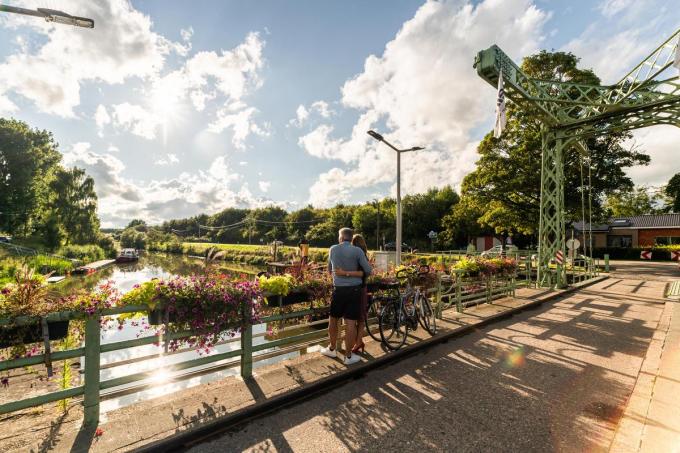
[[52, 253, 321, 414]]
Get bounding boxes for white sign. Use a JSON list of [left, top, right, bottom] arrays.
[[640, 250, 652, 260], [566, 238, 580, 250]]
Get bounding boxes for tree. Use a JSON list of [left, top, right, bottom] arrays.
[[50, 167, 100, 244], [604, 187, 664, 217], [455, 51, 650, 235], [0, 118, 61, 236], [665, 173, 680, 213]]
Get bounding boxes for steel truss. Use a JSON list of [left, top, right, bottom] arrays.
[[475, 28, 680, 287]]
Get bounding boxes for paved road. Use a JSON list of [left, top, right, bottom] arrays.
[[190, 270, 671, 453]]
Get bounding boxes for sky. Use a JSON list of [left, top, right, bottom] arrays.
[[0, 0, 678, 228]]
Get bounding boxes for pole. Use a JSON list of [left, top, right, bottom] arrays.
[[396, 151, 402, 266], [376, 201, 380, 251]]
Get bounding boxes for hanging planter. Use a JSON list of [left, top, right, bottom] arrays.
[[147, 308, 178, 326], [280, 290, 310, 306], [0, 320, 70, 348]]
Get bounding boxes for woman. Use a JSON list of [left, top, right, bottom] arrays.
[[334, 234, 369, 353]]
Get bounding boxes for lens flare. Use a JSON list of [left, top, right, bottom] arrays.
[[503, 346, 526, 369]]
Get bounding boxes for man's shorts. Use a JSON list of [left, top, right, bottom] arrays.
[[330, 285, 362, 321]]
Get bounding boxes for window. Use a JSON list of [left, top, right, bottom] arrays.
[[607, 235, 632, 247], [655, 236, 680, 245]]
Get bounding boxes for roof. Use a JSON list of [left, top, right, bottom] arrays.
[[573, 214, 680, 232]]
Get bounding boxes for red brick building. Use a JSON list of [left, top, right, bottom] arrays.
[[574, 214, 680, 248]]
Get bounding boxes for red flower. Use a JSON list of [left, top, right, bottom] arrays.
[[95, 427, 104, 437]]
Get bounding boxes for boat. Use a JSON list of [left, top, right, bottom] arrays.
[[116, 248, 139, 263]]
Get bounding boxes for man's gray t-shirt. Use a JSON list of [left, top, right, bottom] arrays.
[[327, 241, 372, 287]]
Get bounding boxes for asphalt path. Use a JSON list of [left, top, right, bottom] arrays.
[[189, 274, 668, 453]]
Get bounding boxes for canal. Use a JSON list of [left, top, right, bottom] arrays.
[[52, 253, 322, 415]]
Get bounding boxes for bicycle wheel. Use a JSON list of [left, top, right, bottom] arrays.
[[417, 294, 437, 335], [365, 296, 382, 342], [379, 302, 408, 350]]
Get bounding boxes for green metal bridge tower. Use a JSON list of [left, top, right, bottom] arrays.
[[474, 28, 680, 288]]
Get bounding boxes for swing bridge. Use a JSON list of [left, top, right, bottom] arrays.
[[474, 28, 680, 288]]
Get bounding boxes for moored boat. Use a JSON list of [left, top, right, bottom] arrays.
[[116, 248, 139, 263]]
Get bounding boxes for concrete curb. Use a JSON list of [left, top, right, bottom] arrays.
[[138, 276, 608, 452]]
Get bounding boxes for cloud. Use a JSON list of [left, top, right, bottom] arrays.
[[94, 105, 111, 137], [258, 181, 271, 193], [303, 0, 550, 206], [111, 103, 162, 140], [154, 153, 180, 166], [208, 105, 269, 149], [0, 0, 182, 116], [61, 143, 284, 226], [289, 100, 334, 127]]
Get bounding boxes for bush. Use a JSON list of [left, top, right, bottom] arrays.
[[26, 255, 74, 275], [96, 234, 118, 258], [57, 244, 105, 263]]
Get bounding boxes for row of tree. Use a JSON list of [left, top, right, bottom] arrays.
[[139, 186, 461, 249], [0, 118, 101, 249]]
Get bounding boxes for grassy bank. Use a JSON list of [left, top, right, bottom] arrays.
[[0, 252, 75, 285], [148, 242, 329, 266]]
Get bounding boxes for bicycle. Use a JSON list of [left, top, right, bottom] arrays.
[[378, 265, 437, 350]]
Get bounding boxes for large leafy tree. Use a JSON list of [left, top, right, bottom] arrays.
[[49, 167, 100, 244], [450, 51, 650, 235], [0, 118, 61, 236]]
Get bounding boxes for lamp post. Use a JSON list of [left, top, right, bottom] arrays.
[[367, 130, 424, 265], [0, 5, 95, 28]]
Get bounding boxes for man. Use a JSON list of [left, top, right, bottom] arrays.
[[321, 227, 372, 365]]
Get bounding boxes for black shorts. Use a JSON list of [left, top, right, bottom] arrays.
[[330, 285, 362, 321]]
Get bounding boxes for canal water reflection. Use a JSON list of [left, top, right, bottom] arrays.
[[53, 253, 320, 414]]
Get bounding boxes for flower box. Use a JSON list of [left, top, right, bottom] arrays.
[[147, 308, 178, 326], [280, 290, 310, 306], [0, 320, 69, 348]]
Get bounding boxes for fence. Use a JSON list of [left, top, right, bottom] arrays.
[[0, 264, 598, 427]]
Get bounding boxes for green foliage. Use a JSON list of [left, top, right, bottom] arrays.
[[50, 167, 99, 244], [0, 118, 100, 246], [120, 228, 147, 249], [449, 51, 650, 236], [57, 244, 105, 263], [258, 274, 294, 297], [666, 173, 680, 213], [603, 187, 665, 217], [26, 255, 74, 275]]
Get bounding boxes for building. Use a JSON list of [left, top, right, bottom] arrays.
[[573, 214, 680, 248]]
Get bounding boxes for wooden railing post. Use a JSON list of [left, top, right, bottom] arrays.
[[435, 275, 443, 319], [83, 314, 101, 426], [240, 301, 254, 379], [455, 277, 462, 313]]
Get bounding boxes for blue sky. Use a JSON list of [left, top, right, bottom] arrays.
[[0, 0, 678, 227]]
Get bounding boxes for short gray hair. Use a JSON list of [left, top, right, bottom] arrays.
[[338, 227, 353, 241]]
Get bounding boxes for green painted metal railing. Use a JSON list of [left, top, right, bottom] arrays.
[[0, 265, 591, 427]]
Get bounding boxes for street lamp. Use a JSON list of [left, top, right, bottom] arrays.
[[0, 5, 95, 28], [367, 130, 424, 265]]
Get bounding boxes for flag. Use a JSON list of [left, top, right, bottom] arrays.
[[674, 37, 680, 71], [494, 69, 507, 138]]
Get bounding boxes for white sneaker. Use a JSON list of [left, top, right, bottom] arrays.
[[320, 346, 337, 358], [343, 354, 361, 365]]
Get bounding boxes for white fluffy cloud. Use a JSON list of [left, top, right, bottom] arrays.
[[0, 0, 179, 116], [258, 181, 271, 193], [62, 143, 281, 227], [289, 100, 334, 127], [154, 153, 180, 166], [304, 0, 550, 206]]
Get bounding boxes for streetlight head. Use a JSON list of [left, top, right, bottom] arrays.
[[37, 8, 94, 28], [367, 130, 384, 142], [410, 146, 425, 151]]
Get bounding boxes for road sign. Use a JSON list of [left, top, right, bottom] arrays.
[[566, 238, 580, 250], [555, 249, 564, 265], [640, 250, 652, 260], [671, 250, 680, 261]]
